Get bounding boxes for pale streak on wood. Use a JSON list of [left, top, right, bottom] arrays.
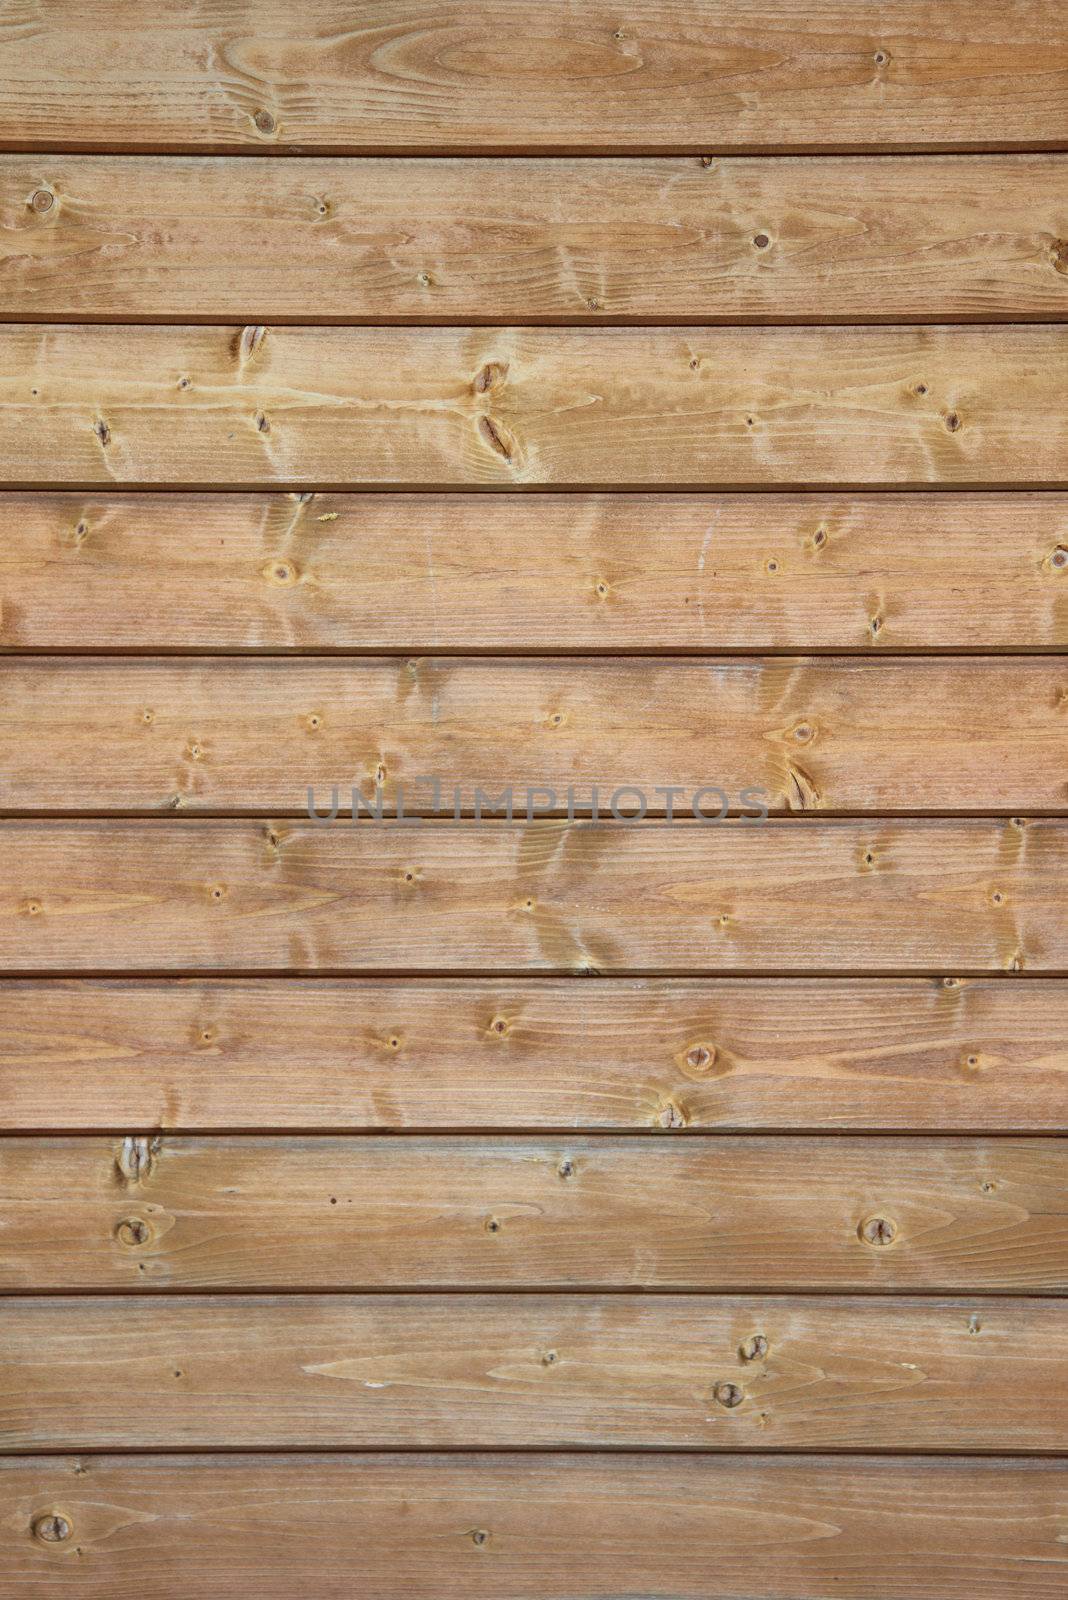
[[0, 819, 1062, 973], [2, 976, 1065, 1131], [0, 1134, 1064, 1291], [3, 1294, 1066, 1450], [2, 656, 1066, 813], [3, 155, 1067, 321], [0, 0, 1065, 151], [1, 325, 1065, 486], [1, 492, 1064, 650]]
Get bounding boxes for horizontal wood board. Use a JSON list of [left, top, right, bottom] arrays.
[[0, 1134, 1064, 1291], [3, 976, 1065, 1131], [2, 325, 1065, 487]]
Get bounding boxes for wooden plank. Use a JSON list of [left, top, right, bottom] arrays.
[[1, 2, 1065, 153], [4, 1457, 1066, 1600], [4, 492, 1067, 651], [0, 819, 1063, 974], [3, 1293, 1065, 1451], [6, 155, 1068, 323], [0, 1134, 1064, 1291], [3, 655, 1066, 814], [4, 977, 1066, 1132], [2, 325, 1064, 488]]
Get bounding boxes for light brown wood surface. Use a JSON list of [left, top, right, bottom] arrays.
[[3, 977, 1064, 1131], [2, 2, 1066, 153], [4, 1294, 1066, 1450], [5, 155, 1067, 323], [1, 1134, 1063, 1291], [1, 819, 1063, 973], [4, 492, 1066, 651], [3, 1456, 1068, 1599], [3, 655, 1065, 814], [3, 325, 1065, 488]]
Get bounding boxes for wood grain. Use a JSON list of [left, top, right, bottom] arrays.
[[5, 155, 1067, 322], [1, 1, 1065, 153], [5, 1456, 1067, 1598], [0, 1134, 1064, 1291], [4, 1294, 1065, 1450], [1, 819, 1063, 973], [4, 977, 1065, 1132], [3, 655, 1066, 814], [4, 493, 1066, 651], [3, 325, 1065, 488]]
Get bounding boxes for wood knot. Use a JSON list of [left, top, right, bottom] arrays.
[[116, 1216, 152, 1247], [944, 410, 962, 433], [1050, 239, 1068, 275], [30, 189, 54, 213], [263, 558, 299, 586], [752, 232, 770, 249], [471, 1529, 489, 1547], [477, 414, 515, 463], [656, 1100, 686, 1129], [714, 1381, 744, 1408], [740, 1334, 768, 1362], [32, 1513, 70, 1543], [253, 109, 276, 134], [474, 361, 508, 394], [93, 418, 111, 447], [681, 1043, 717, 1078], [557, 1158, 575, 1179], [237, 324, 267, 364], [859, 1216, 897, 1247], [1050, 546, 1068, 570], [116, 1135, 157, 1184]]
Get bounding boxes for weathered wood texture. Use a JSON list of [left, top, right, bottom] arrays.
[[4, 1456, 1068, 1599], [4, 1294, 1066, 1450], [3, 655, 1065, 814], [2, 2, 1066, 153], [1, 1135, 1064, 1291], [3, 325, 1065, 487], [4, 977, 1065, 1132], [6, 155, 1068, 322], [4, 493, 1066, 651], [1, 820, 1062, 973]]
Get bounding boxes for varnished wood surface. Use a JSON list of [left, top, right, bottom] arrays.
[[4, 977, 1065, 1132], [4, 493, 1066, 651], [3, 655, 1065, 814], [5, 155, 1067, 323], [4, 1455, 1068, 1598], [1, 1134, 1064, 1291], [3, 1293, 1065, 1451], [1, 819, 1063, 973], [2, 1, 1066, 154], [3, 325, 1065, 488]]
